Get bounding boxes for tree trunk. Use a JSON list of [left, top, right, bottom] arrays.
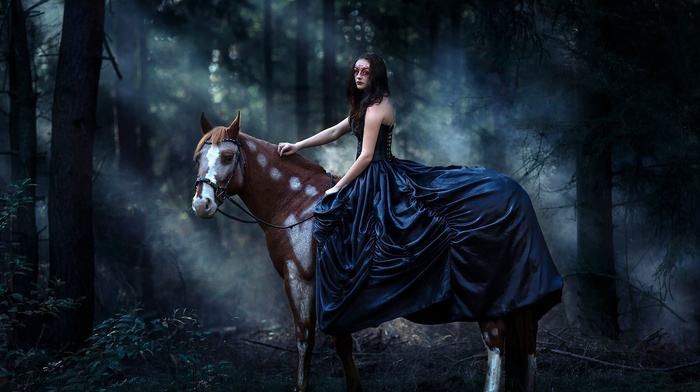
[[47, 0, 105, 349], [8, 0, 38, 288], [570, 0, 621, 340], [321, 0, 336, 126], [472, 1, 516, 173], [448, 0, 463, 85], [112, 0, 154, 311], [426, 1, 439, 60], [263, 0, 274, 139], [575, 111, 619, 339], [8, 0, 40, 345], [295, 0, 309, 138]]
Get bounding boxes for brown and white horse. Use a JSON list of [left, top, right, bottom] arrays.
[[192, 111, 539, 392]]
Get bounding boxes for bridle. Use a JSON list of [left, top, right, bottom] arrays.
[[194, 138, 246, 204], [193, 137, 322, 230]]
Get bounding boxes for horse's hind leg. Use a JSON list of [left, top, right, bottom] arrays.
[[333, 334, 362, 392], [504, 307, 537, 392], [479, 319, 506, 392]]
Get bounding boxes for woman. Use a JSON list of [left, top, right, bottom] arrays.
[[277, 53, 562, 336], [277, 53, 392, 195]]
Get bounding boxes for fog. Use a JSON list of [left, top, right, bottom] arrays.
[[106, 1, 697, 348], [3, 0, 696, 350]]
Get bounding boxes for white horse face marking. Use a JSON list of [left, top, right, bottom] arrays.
[[192, 142, 242, 218], [204, 144, 221, 183], [192, 144, 219, 218]]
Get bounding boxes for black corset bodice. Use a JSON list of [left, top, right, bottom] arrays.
[[353, 123, 395, 162]]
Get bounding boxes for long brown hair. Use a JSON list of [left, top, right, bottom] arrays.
[[345, 53, 391, 128]]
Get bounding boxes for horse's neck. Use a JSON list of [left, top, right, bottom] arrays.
[[238, 134, 328, 223]]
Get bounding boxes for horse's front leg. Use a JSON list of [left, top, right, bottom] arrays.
[[284, 260, 316, 392], [479, 319, 506, 392], [333, 334, 362, 392]]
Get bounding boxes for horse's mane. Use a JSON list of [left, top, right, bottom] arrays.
[[193, 126, 230, 159]]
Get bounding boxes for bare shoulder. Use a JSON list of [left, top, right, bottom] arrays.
[[366, 97, 395, 125]]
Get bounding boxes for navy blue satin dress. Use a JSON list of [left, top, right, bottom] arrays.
[[313, 122, 563, 335]]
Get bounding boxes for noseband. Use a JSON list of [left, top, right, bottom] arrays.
[[194, 138, 247, 203]]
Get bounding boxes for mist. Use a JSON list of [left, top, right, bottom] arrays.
[[144, 2, 694, 346], [3, 0, 696, 353]]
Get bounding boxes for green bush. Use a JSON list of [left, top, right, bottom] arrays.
[[40, 308, 220, 391], [1, 181, 76, 389], [1, 182, 231, 391]]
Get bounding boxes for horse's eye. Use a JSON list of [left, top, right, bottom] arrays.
[[223, 155, 234, 163]]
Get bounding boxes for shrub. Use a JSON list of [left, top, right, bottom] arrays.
[[1, 182, 231, 391]]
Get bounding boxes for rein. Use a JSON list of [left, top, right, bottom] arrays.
[[217, 172, 336, 230], [219, 197, 315, 229], [196, 137, 336, 230]]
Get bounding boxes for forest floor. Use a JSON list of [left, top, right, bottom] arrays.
[[204, 317, 700, 392]]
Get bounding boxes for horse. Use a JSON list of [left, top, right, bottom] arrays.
[[192, 111, 541, 392]]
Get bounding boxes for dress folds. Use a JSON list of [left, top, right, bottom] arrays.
[[313, 122, 563, 335]]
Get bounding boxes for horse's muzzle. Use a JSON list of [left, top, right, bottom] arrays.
[[192, 193, 217, 219]]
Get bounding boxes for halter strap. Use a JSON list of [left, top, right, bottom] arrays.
[[194, 138, 246, 203]]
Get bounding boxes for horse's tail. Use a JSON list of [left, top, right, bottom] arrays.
[[505, 306, 537, 392]]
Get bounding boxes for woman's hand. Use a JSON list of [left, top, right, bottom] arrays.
[[325, 185, 342, 195], [277, 142, 299, 156]]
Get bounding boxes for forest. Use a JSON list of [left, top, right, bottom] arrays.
[[1, 0, 699, 391]]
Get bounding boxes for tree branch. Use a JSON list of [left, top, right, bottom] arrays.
[[103, 35, 123, 80], [561, 270, 687, 322], [26, 0, 52, 13], [548, 348, 644, 371], [241, 337, 296, 353], [548, 348, 700, 372]]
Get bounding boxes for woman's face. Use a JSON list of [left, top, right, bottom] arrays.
[[353, 59, 371, 90]]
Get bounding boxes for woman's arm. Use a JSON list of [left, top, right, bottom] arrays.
[[325, 103, 388, 194], [277, 117, 351, 156]]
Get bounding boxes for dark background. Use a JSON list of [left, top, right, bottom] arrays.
[[1, 0, 698, 383]]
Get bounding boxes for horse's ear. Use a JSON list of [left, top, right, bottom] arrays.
[[226, 110, 241, 138], [200, 112, 214, 135]]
